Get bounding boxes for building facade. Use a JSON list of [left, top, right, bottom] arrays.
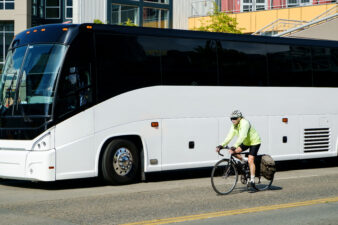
[[0, 0, 73, 71], [0, 0, 175, 71], [221, 0, 337, 13], [31, 0, 73, 27], [0, 0, 30, 71], [73, 0, 173, 29]]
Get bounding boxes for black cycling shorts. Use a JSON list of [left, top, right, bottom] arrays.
[[239, 143, 261, 156]]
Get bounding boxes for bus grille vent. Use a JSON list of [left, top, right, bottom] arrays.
[[304, 128, 330, 153]]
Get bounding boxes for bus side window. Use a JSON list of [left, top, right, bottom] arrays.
[[57, 65, 92, 116], [55, 33, 94, 118]]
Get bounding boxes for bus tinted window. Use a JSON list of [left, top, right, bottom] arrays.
[[267, 45, 312, 87], [312, 47, 338, 87], [95, 34, 161, 102], [159, 38, 218, 86], [218, 41, 268, 86], [331, 48, 338, 87], [55, 32, 94, 118]]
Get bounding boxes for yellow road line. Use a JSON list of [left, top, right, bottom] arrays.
[[120, 196, 338, 225]]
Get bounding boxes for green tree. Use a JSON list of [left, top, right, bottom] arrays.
[[124, 18, 137, 27], [93, 19, 104, 24], [196, 3, 243, 34]]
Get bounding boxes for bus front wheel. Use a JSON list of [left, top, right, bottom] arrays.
[[102, 139, 140, 185]]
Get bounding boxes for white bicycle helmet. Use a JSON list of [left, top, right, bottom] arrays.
[[230, 110, 243, 118]]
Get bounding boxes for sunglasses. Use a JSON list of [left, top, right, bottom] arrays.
[[230, 117, 238, 120]]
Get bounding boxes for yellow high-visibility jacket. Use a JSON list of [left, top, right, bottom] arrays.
[[221, 118, 261, 148]]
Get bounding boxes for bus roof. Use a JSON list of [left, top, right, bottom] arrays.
[[10, 23, 338, 49]]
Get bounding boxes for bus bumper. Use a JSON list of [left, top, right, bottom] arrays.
[[0, 149, 56, 182]]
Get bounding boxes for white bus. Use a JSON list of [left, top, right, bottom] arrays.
[[0, 24, 337, 184]]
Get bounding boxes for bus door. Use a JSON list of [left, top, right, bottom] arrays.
[[54, 31, 96, 179]]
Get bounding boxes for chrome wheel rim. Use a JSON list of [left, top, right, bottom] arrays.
[[113, 148, 133, 176]]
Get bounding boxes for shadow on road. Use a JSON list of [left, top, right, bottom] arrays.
[[0, 177, 107, 190], [0, 157, 336, 190], [146, 157, 337, 182], [275, 157, 338, 172]]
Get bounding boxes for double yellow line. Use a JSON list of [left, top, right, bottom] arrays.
[[121, 196, 338, 225]]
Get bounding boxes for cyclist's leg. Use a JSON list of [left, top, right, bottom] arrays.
[[248, 144, 260, 179], [234, 144, 248, 161]]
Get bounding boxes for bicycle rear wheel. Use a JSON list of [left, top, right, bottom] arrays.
[[211, 159, 238, 195], [254, 175, 273, 191]]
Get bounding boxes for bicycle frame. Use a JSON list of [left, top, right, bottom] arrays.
[[211, 148, 273, 194]]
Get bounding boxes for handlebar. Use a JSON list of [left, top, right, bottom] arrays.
[[216, 146, 228, 157], [216, 146, 249, 157]]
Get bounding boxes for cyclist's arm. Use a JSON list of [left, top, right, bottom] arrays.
[[221, 126, 235, 147], [233, 120, 250, 148]]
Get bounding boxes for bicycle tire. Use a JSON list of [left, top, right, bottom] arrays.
[[254, 175, 274, 191], [211, 159, 238, 195]]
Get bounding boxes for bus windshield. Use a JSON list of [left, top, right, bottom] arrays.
[[0, 44, 67, 139], [0, 44, 67, 113]]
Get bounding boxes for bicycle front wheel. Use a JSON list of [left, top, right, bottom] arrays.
[[211, 159, 238, 195]]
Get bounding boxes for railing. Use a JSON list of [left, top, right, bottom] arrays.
[[252, 19, 308, 35], [310, 2, 338, 20], [221, 0, 337, 14], [190, 0, 337, 17], [276, 12, 338, 36], [252, 3, 338, 35]]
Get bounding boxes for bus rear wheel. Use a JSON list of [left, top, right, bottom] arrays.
[[102, 139, 140, 185]]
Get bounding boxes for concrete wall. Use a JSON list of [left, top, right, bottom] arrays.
[[0, 0, 31, 34], [173, 0, 193, 29], [73, 0, 106, 24], [173, 0, 216, 30]]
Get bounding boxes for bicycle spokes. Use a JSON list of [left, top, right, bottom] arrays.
[[211, 160, 238, 195], [254, 175, 273, 191]]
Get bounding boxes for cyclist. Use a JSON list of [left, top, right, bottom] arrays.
[[216, 110, 261, 188]]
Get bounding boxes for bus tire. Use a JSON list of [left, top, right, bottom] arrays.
[[102, 139, 140, 185]]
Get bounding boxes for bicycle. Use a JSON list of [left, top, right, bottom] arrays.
[[211, 147, 274, 195]]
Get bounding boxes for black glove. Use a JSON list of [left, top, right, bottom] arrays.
[[230, 146, 236, 151], [216, 145, 223, 150]]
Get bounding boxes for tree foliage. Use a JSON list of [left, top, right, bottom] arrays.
[[124, 18, 137, 27], [93, 19, 104, 24], [93, 18, 136, 26], [196, 3, 243, 34]]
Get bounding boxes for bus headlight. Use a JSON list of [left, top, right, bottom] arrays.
[[32, 132, 52, 151]]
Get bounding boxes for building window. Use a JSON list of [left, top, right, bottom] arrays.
[[300, 0, 312, 6], [143, 7, 169, 28], [112, 4, 139, 25], [242, 0, 252, 12], [256, 0, 266, 11], [45, 0, 60, 19], [0, 0, 14, 10], [288, 0, 298, 7], [0, 21, 14, 73], [242, 0, 266, 12], [109, 0, 172, 28], [40, 0, 44, 18], [65, 0, 73, 19], [144, 0, 169, 3], [32, 0, 38, 16]]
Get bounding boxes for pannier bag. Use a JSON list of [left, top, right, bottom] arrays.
[[260, 155, 276, 180]]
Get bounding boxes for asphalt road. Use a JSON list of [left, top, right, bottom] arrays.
[[0, 158, 337, 225]]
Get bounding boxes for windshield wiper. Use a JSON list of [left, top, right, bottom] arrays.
[[1, 71, 17, 107]]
